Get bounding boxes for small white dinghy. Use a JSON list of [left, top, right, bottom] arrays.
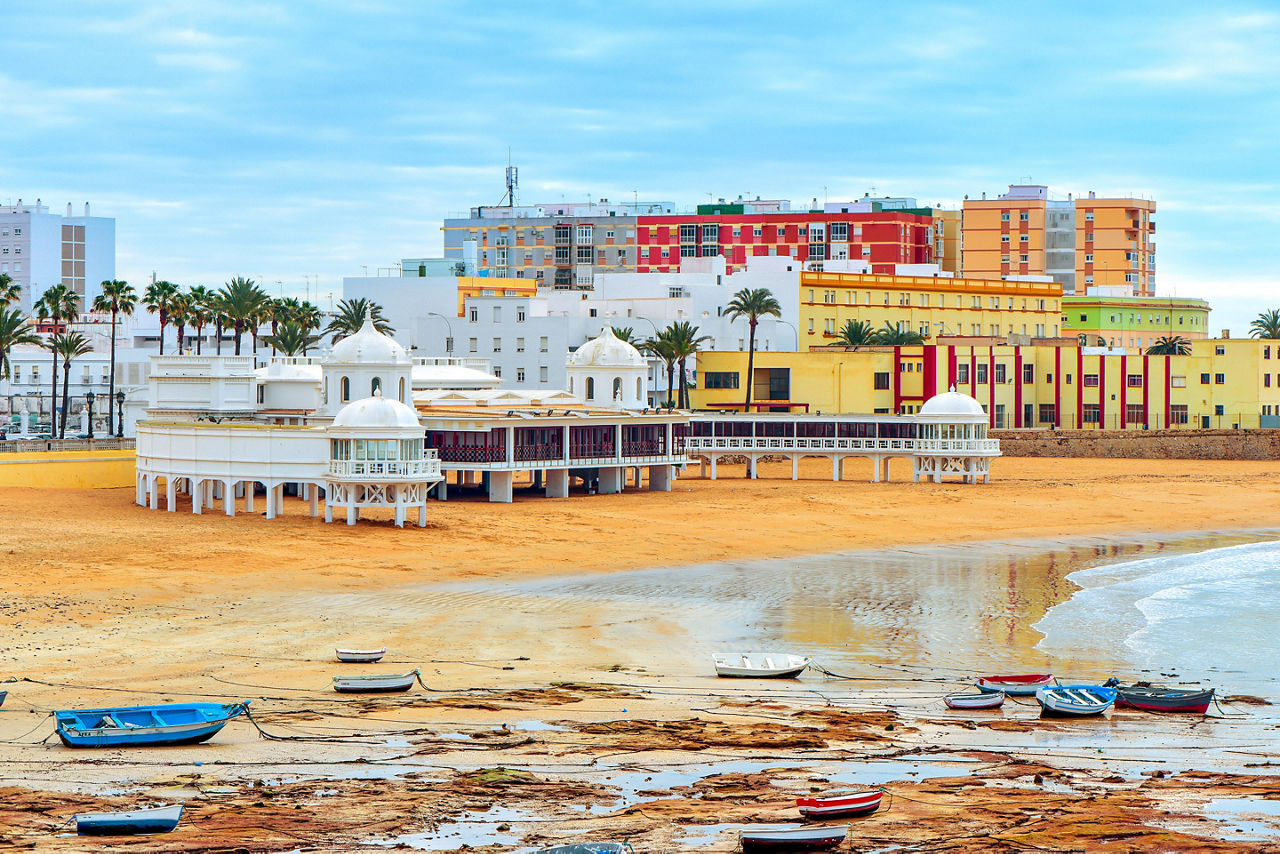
[[713, 652, 810, 679], [75, 804, 183, 836], [332, 670, 419, 693], [741, 824, 848, 851], [336, 647, 386, 663]]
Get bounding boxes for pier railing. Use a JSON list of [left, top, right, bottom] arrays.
[[328, 455, 442, 479], [684, 436, 1000, 454]]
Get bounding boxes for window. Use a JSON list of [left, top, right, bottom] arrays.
[[469, 308, 478, 322], [1038, 404, 1056, 423], [1001, 212, 1010, 222], [516, 368, 525, 383], [1266, 374, 1272, 388], [754, 226, 762, 237], [830, 222, 848, 241], [492, 338, 501, 353], [517, 308, 526, 322], [1171, 375, 1186, 388], [539, 366, 548, 383], [1200, 373, 1211, 384], [539, 336, 549, 352], [576, 224, 592, 242], [340, 376, 350, 402], [1215, 404, 1224, 416], [1065, 373, 1073, 384], [1022, 364, 1034, 383], [1020, 212, 1029, 221], [994, 364, 1007, 383], [873, 372, 891, 390], [1082, 404, 1100, 424], [493, 366, 501, 378], [704, 371, 739, 389], [468, 337, 477, 353], [976, 364, 989, 384], [1020, 254, 1029, 262], [576, 245, 593, 263], [584, 377, 595, 399], [1215, 345, 1226, 355], [1125, 374, 1143, 388], [1170, 404, 1189, 424], [956, 364, 970, 384], [1083, 374, 1099, 387], [1126, 404, 1145, 424], [492, 306, 501, 322], [1215, 373, 1225, 384], [371, 377, 382, 395], [1001, 235, 1011, 244], [516, 337, 525, 352], [1020, 234, 1029, 242]]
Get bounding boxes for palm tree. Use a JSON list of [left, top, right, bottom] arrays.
[[724, 287, 781, 411], [262, 321, 322, 356], [664, 321, 712, 409], [50, 331, 93, 438], [1147, 335, 1191, 356], [296, 301, 323, 355], [642, 333, 678, 408], [870, 322, 927, 346], [217, 277, 268, 356], [1250, 309, 1280, 339], [185, 285, 214, 355], [90, 279, 137, 436], [211, 292, 229, 355], [324, 297, 393, 341], [169, 291, 192, 353], [0, 273, 20, 305], [143, 280, 181, 355], [835, 319, 876, 349], [34, 284, 80, 427], [0, 306, 40, 381], [611, 326, 639, 346]]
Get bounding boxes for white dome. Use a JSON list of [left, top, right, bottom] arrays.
[[919, 390, 987, 418], [568, 327, 646, 368], [331, 393, 422, 430], [327, 318, 409, 365]]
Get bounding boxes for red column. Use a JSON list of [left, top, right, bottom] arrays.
[[947, 347, 957, 389], [1119, 355, 1127, 429], [1165, 355, 1172, 428], [1076, 348, 1084, 429], [892, 347, 902, 413], [1143, 354, 1150, 427], [1099, 355, 1107, 430], [1055, 347, 1062, 427], [988, 346, 996, 427], [924, 344, 938, 399], [1014, 346, 1023, 428]]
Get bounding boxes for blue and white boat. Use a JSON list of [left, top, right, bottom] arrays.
[[75, 804, 183, 835], [1035, 685, 1116, 717], [0, 689, 6, 707], [54, 702, 248, 748]]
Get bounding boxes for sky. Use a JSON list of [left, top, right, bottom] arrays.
[[3, 1, 1278, 333]]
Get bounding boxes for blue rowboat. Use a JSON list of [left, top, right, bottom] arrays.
[[76, 804, 183, 835], [0, 689, 6, 707], [1036, 685, 1117, 717], [55, 702, 248, 748]]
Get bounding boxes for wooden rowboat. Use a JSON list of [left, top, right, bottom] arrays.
[[741, 824, 848, 851], [713, 652, 811, 678], [976, 674, 1055, 696], [332, 670, 419, 693], [75, 804, 183, 835], [945, 690, 1005, 709], [1112, 684, 1215, 714], [797, 790, 883, 818], [336, 647, 387, 663], [535, 845, 632, 854], [55, 702, 247, 748], [1036, 685, 1116, 717]]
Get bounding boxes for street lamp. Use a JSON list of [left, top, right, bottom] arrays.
[[85, 391, 95, 439], [426, 312, 454, 354], [774, 319, 799, 351], [115, 390, 125, 438]]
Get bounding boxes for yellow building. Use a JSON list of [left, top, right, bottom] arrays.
[[1062, 295, 1211, 349], [454, 276, 538, 317], [799, 271, 1062, 346], [692, 338, 1280, 430], [961, 184, 1156, 296]]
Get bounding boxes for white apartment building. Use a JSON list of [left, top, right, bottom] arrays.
[[0, 199, 115, 312]]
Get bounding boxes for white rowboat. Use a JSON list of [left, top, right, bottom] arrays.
[[336, 647, 387, 663], [741, 824, 848, 850], [945, 690, 1005, 709], [332, 670, 419, 693], [713, 652, 810, 678], [1036, 685, 1117, 717]]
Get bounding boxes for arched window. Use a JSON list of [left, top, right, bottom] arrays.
[[636, 377, 643, 401], [613, 377, 622, 400], [341, 376, 350, 403], [371, 376, 382, 396], [399, 377, 406, 402], [585, 377, 595, 400]]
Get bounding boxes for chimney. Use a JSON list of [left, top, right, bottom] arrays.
[[36, 197, 41, 207], [67, 203, 72, 216], [981, 192, 987, 200], [85, 202, 90, 216], [1088, 191, 1096, 199], [1221, 329, 1230, 339]]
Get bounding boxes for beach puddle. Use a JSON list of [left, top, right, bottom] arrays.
[[1201, 798, 1280, 840], [369, 804, 539, 850]]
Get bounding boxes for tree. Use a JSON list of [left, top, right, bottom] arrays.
[[1147, 335, 1191, 356], [0, 273, 20, 305], [217, 276, 268, 356], [185, 285, 214, 355], [169, 291, 193, 353], [262, 321, 322, 356], [324, 297, 394, 341], [835, 319, 876, 349], [143, 280, 181, 355], [50, 331, 93, 438], [642, 333, 678, 408], [1250, 309, 1280, 339], [91, 279, 137, 436], [296, 301, 323, 354], [724, 287, 781, 411], [870, 322, 927, 346], [611, 326, 639, 346], [0, 306, 40, 381], [663, 321, 712, 409], [34, 284, 81, 428]]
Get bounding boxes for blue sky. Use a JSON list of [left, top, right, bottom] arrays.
[[3, 2, 1277, 332]]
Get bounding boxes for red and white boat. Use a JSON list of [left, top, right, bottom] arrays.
[[976, 674, 1054, 696], [944, 690, 1005, 709], [797, 790, 883, 819], [741, 825, 848, 851]]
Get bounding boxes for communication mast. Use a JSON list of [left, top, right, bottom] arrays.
[[503, 164, 518, 207]]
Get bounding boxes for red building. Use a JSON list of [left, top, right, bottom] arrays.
[[635, 211, 935, 274]]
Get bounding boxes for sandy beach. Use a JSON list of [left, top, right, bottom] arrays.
[[3, 456, 1280, 851]]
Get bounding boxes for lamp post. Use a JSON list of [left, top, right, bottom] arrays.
[[774, 319, 799, 351], [115, 390, 125, 438], [85, 391, 95, 439], [426, 312, 454, 354]]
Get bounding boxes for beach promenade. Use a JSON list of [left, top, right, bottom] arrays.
[[2, 456, 1280, 850]]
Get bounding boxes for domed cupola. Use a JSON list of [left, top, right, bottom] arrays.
[[318, 318, 412, 418], [564, 327, 648, 410]]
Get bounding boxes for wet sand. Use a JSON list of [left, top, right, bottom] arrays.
[[3, 456, 1280, 850]]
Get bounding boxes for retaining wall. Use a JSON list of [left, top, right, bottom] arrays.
[[991, 429, 1280, 460], [0, 449, 136, 488]]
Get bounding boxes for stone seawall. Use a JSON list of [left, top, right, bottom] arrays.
[[991, 429, 1280, 460]]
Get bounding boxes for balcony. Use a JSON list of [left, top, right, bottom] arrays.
[[684, 436, 999, 455], [328, 456, 442, 480]]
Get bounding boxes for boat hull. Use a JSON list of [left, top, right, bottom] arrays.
[[713, 653, 811, 679], [55, 703, 246, 749], [945, 691, 1005, 709], [741, 825, 848, 851], [333, 681, 415, 693], [976, 674, 1054, 696], [336, 648, 386, 663], [798, 792, 882, 819], [0, 690, 6, 707], [332, 671, 419, 693], [1036, 685, 1116, 717], [1115, 687, 1214, 714], [59, 721, 229, 748], [76, 805, 183, 835]]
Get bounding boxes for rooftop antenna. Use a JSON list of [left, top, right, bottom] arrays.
[[503, 150, 518, 208]]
